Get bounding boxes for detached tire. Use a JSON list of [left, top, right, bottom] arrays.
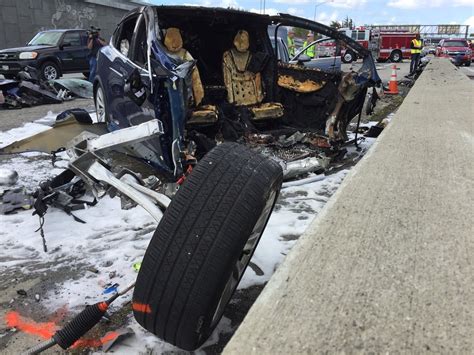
[[133, 142, 282, 350]]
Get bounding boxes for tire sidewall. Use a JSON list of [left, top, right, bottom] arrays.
[[205, 176, 281, 332]]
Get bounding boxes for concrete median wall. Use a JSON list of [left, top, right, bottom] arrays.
[[224, 58, 474, 353]]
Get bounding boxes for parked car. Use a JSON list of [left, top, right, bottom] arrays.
[[289, 37, 342, 71], [0, 29, 90, 80], [422, 38, 440, 55], [435, 38, 472, 66], [272, 36, 342, 71]]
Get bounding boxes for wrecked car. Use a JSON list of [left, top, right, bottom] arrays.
[[7, 5, 380, 352], [94, 6, 379, 349]]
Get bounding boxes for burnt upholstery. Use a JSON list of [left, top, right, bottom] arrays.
[[164, 28, 218, 125], [222, 30, 283, 121]]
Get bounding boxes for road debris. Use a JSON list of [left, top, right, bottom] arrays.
[[0, 168, 18, 185], [0, 188, 33, 214], [0, 73, 92, 109], [16, 290, 27, 297]]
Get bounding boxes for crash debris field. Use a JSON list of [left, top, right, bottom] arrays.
[[0, 15, 472, 353], [2, 57, 470, 353]]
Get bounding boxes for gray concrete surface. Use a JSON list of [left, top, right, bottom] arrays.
[[343, 60, 411, 84], [0, 98, 94, 131], [0, 0, 132, 49], [225, 57, 474, 353]]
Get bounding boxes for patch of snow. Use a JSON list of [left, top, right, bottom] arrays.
[[238, 169, 349, 289]]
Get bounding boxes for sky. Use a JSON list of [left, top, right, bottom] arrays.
[[145, 0, 474, 30]]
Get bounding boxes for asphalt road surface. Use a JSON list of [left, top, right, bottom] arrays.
[[342, 60, 411, 84]]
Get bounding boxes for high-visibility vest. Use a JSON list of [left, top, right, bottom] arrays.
[[303, 41, 315, 58], [411, 39, 422, 54], [287, 36, 295, 57]]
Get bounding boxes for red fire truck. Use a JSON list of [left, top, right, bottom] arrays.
[[338, 28, 416, 63]]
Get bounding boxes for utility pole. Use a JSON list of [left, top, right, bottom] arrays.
[[313, 0, 334, 22]]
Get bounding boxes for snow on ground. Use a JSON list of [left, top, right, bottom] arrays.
[[0, 113, 378, 353]]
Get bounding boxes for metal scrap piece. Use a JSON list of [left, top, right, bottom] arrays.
[[52, 79, 93, 99]]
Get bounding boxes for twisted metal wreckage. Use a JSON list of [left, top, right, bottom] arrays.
[[2, 6, 385, 353], [0, 71, 93, 108]]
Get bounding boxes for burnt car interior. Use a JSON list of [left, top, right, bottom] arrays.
[[102, 7, 379, 172], [156, 8, 276, 108], [147, 8, 359, 146]]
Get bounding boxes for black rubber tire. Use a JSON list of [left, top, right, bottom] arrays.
[[342, 51, 355, 63], [40, 61, 60, 80], [83, 72, 90, 79], [133, 142, 283, 350], [389, 50, 402, 63], [465, 61, 471, 67]]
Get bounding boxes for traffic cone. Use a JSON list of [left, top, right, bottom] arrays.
[[384, 64, 399, 95]]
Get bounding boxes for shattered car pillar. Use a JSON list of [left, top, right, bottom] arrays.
[[326, 71, 361, 141]]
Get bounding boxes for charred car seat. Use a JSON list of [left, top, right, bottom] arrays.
[[222, 30, 283, 121], [163, 27, 218, 125]]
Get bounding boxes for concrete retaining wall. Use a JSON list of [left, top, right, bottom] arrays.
[[224, 58, 474, 353], [0, 0, 135, 49]]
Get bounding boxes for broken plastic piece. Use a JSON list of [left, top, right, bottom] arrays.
[[103, 283, 119, 295], [101, 328, 134, 352]]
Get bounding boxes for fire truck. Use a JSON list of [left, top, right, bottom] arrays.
[[338, 28, 416, 63]]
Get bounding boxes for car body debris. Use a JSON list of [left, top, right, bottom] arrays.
[[0, 67, 93, 109]]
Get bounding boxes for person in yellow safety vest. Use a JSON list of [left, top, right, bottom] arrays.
[[287, 29, 296, 57], [410, 33, 422, 75], [303, 32, 315, 59]]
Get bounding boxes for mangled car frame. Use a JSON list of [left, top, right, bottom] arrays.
[[17, 5, 381, 351]]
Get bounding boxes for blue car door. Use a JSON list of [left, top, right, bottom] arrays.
[[105, 13, 152, 129]]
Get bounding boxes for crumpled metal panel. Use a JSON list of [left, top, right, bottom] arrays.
[[52, 79, 93, 99]]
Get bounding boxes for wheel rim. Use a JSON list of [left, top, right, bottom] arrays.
[[393, 53, 400, 61], [95, 87, 106, 123], [43, 65, 57, 80], [210, 187, 279, 327], [344, 53, 352, 62]]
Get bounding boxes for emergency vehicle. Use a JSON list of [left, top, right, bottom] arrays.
[[338, 28, 417, 63]]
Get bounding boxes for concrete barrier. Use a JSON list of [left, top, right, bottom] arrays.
[[224, 58, 474, 353]]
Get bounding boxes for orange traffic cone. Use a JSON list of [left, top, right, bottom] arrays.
[[384, 64, 399, 95]]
